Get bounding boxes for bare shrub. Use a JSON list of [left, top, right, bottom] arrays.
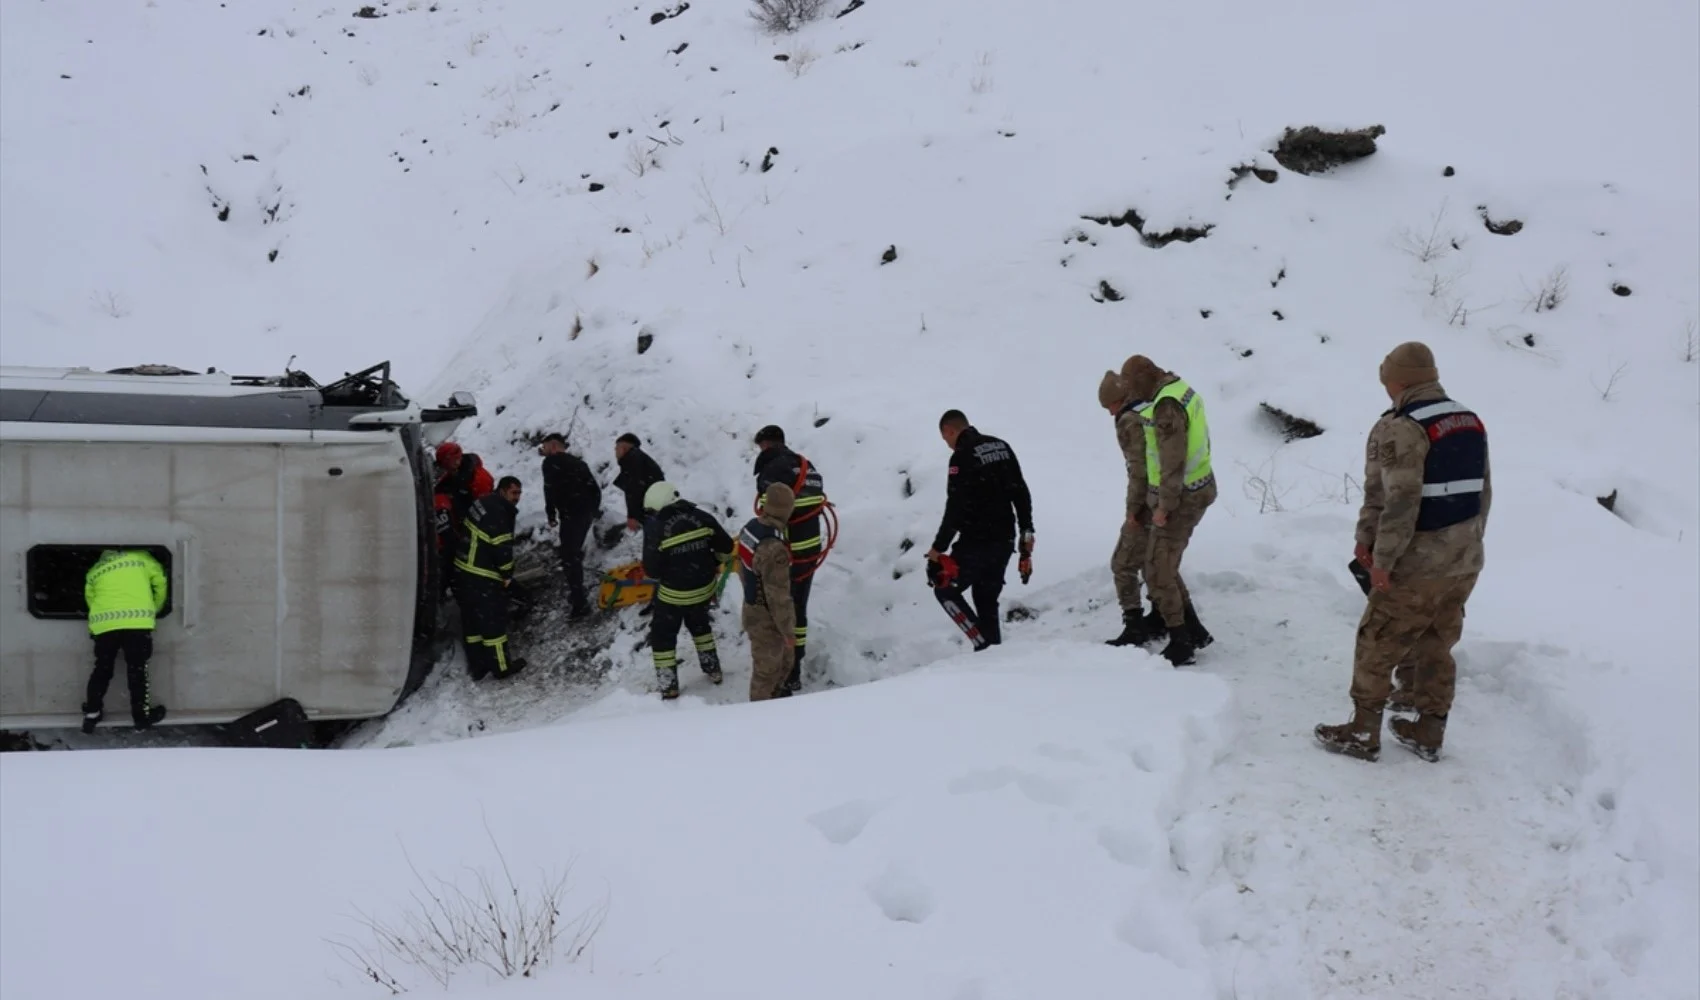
[[1681, 319, 1697, 363], [1591, 358, 1629, 402], [327, 825, 606, 993], [1521, 265, 1569, 313], [90, 290, 131, 318], [749, 0, 827, 33], [1239, 453, 1293, 514], [1395, 199, 1462, 263], [695, 170, 728, 235], [784, 46, 817, 77], [624, 140, 659, 177], [466, 30, 489, 56], [969, 50, 994, 94]]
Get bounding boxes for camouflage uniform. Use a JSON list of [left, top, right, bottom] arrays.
[[740, 485, 797, 702], [1318, 360, 1491, 761], [1144, 382, 1216, 630], [1109, 397, 1152, 613]]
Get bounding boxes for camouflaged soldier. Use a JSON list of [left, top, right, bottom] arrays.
[[1099, 369, 1163, 647], [1316, 342, 1491, 762], [1121, 355, 1217, 666], [738, 483, 798, 702]]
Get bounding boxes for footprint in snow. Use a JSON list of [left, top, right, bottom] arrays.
[[806, 798, 884, 846], [1034, 742, 1093, 765], [948, 767, 1076, 806], [866, 863, 935, 924]]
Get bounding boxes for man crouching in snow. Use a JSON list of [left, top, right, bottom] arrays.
[[738, 483, 798, 701], [1316, 342, 1491, 763]]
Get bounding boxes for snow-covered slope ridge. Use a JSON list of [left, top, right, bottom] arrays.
[[2, 0, 1697, 997]]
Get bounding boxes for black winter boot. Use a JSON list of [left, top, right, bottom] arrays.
[[135, 705, 166, 730], [1160, 631, 1196, 667], [1183, 602, 1213, 649], [81, 704, 103, 735], [1106, 609, 1160, 647]]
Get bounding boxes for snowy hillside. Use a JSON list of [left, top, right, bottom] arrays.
[[3, 0, 1698, 998]]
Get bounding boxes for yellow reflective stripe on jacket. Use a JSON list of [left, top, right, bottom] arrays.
[[87, 558, 150, 581], [454, 558, 504, 581], [88, 608, 156, 626], [659, 527, 713, 550], [789, 534, 824, 553], [658, 581, 718, 605], [792, 495, 826, 509]]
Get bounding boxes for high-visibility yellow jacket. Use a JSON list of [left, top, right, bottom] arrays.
[[84, 549, 168, 635]]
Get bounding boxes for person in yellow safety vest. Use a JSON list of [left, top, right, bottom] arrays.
[[81, 549, 170, 733], [642, 480, 735, 700], [1121, 355, 1217, 667], [454, 475, 529, 682]]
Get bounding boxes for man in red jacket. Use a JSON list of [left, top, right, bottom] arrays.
[[434, 441, 494, 593]]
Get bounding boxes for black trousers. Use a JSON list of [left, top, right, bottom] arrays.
[[557, 514, 594, 611], [457, 575, 515, 679], [936, 543, 1012, 647], [786, 573, 813, 686], [85, 630, 155, 725], [649, 600, 719, 680]]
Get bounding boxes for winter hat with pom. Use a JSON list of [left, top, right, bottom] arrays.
[[1119, 354, 1166, 403], [1098, 370, 1129, 408], [1379, 341, 1439, 386]]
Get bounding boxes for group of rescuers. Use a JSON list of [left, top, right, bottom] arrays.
[[76, 341, 1486, 763]]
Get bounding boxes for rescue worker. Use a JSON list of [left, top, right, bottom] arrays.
[[752, 425, 826, 693], [1099, 368, 1164, 647], [454, 475, 529, 681], [434, 440, 494, 594], [80, 548, 170, 733], [540, 432, 602, 619], [925, 410, 1035, 650], [737, 483, 799, 701], [642, 481, 734, 700], [613, 433, 665, 535], [1121, 355, 1216, 666], [1316, 342, 1490, 763]]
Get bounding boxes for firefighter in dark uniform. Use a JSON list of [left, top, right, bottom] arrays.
[[642, 481, 735, 700], [454, 476, 529, 681], [752, 425, 826, 693], [540, 432, 602, 619], [925, 410, 1035, 649], [613, 433, 666, 534]]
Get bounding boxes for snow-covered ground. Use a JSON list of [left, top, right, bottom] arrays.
[[3, 0, 1697, 997]]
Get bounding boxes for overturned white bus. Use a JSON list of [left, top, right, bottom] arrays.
[[0, 361, 476, 730]]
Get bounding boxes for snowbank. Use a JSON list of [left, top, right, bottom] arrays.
[[1, 650, 1236, 999]]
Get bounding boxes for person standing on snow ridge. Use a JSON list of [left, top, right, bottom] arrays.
[[539, 432, 602, 620], [925, 410, 1035, 650], [613, 433, 665, 535], [1120, 355, 1217, 667], [1316, 342, 1491, 763], [738, 483, 799, 702], [454, 476, 529, 682], [1098, 367, 1165, 648], [642, 481, 735, 700], [752, 424, 827, 694], [80, 549, 170, 733]]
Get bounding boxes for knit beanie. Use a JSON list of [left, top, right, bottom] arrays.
[[1097, 370, 1129, 408], [1379, 341, 1439, 386], [762, 482, 796, 522], [1120, 354, 1165, 403]]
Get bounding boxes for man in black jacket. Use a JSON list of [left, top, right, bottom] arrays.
[[925, 410, 1035, 649], [613, 433, 665, 535], [540, 433, 602, 618], [752, 424, 826, 693], [642, 481, 735, 700], [454, 476, 529, 681]]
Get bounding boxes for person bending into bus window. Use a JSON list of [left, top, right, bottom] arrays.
[[81, 549, 169, 733], [454, 476, 529, 682]]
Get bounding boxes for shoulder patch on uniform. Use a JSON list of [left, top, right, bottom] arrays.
[[1378, 439, 1398, 464], [948, 466, 959, 475]]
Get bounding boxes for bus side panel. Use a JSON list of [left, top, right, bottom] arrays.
[[0, 442, 282, 724], [169, 443, 283, 713], [278, 439, 417, 718]]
